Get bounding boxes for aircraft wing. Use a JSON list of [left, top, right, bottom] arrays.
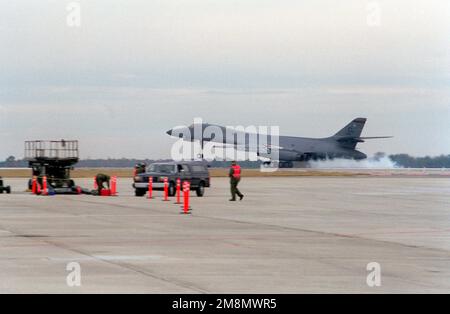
[[337, 136, 393, 143], [211, 143, 258, 151], [211, 143, 282, 152]]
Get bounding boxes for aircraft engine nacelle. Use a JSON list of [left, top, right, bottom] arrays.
[[259, 149, 303, 161], [277, 149, 302, 161]]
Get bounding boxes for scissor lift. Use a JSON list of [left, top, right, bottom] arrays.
[[25, 140, 80, 194]]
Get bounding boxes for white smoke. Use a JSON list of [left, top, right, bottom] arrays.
[[309, 156, 401, 169]]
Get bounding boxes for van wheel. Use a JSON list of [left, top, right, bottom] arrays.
[[196, 182, 205, 197], [135, 189, 146, 197], [6, 186, 11, 194]]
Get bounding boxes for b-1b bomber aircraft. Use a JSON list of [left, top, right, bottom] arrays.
[[166, 118, 392, 168]]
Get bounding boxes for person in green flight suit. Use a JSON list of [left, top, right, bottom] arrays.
[[229, 161, 244, 201], [95, 173, 111, 194]]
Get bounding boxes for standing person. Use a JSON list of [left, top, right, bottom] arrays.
[[229, 161, 244, 201], [95, 173, 111, 194], [134, 163, 146, 176]]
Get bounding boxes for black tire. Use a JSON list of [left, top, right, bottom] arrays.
[[135, 189, 146, 197], [168, 182, 176, 197], [6, 186, 11, 194], [196, 181, 205, 197]]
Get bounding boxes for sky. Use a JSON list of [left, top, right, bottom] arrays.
[[1, 0, 449, 160]]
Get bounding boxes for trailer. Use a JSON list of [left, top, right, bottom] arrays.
[[25, 140, 82, 194]]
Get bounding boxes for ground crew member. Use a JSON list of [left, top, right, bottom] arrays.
[[229, 161, 244, 201], [0, 176, 11, 194], [95, 173, 111, 193], [134, 163, 146, 176]]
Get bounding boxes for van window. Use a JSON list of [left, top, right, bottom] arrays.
[[147, 164, 176, 174], [178, 164, 190, 173], [191, 165, 206, 172]]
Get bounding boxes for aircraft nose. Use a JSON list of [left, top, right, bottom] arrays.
[[166, 129, 172, 136]]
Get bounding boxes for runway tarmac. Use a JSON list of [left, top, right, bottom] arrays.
[[1, 176, 450, 293]]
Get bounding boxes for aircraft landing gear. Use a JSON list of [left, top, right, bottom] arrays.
[[279, 161, 294, 168], [262, 161, 294, 169]]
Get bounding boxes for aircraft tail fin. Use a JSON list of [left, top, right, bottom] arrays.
[[333, 118, 392, 149], [334, 118, 367, 138], [333, 118, 367, 149]]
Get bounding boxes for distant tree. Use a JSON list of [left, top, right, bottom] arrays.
[[5, 156, 15, 162]]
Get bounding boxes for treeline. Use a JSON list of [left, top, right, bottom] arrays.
[[388, 154, 450, 168], [1, 155, 450, 168], [0, 158, 169, 168], [0, 157, 261, 169]]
